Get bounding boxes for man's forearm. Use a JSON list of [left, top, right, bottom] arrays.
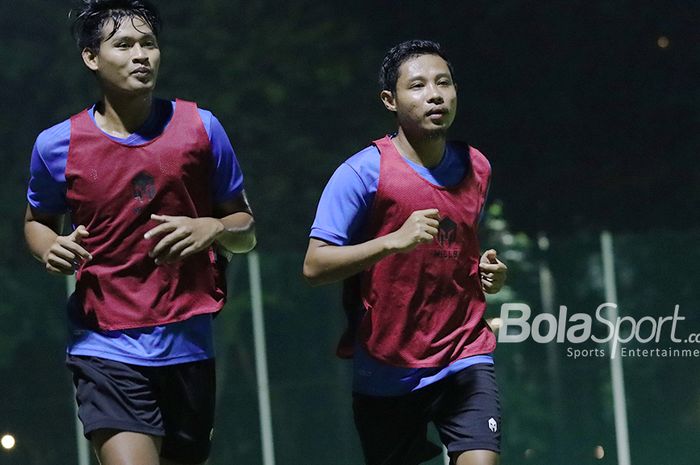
[[214, 212, 256, 253], [302, 236, 398, 286], [24, 220, 60, 263], [24, 206, 63, 263]]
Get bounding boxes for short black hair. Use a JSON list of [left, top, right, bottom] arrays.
[[379, 40, 455, 93], [70, 0, 161, 52]]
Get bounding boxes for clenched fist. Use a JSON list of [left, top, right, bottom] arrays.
[[387, 209, 441, 253]]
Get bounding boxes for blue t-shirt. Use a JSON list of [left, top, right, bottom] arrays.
[[310, 140, 493, 396], [27, 99, 244, 366]]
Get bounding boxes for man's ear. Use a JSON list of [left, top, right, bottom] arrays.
[[82, 47, 99, 72], [380, 90, 397, 113]]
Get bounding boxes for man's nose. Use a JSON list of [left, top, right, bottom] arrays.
[[132, 44, 148, 62], [427, 83, 444, 103]]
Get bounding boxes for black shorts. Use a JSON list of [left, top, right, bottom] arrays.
[[353, 363, 501, 465], [66, 355, 216, 464]]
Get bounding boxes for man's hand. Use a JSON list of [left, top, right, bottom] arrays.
[[387, 209, 440, 253], [43, 225, 92, 275], [479, 249, 507, 294], [144, 214, 224, 265]]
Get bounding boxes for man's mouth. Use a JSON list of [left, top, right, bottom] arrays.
[[426, 108, 447, 116]]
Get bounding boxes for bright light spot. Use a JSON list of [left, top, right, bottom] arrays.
[[537, 235, 549, 251], [502, 233, 514, 246], [657, 36, 670, 49], [594, 445, 605, 459], [1, 434, 15, 450], [488, 202, 503, 217], [488, 318, 503, 330], [524, 448, 536, 459], [488, 218, 506, 231]]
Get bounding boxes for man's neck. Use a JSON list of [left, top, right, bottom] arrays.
[[392, 128, 446, 168], [94, 92, 154, 138]]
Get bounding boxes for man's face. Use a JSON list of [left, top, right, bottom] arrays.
[[383, 54, 457, 137], [82, 17, 160, 95]]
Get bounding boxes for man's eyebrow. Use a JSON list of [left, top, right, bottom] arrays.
[[108, 31, 157, 42], [404, 73, 428, 80]]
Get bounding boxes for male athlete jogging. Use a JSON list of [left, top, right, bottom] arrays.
[[304, 40, 507, 465], [23, 1, 255, 464]]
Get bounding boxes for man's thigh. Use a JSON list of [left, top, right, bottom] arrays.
[[353, 391, 440, 465], [432, 363, 501, 458], [91, 430, 161, 465], [157, 359, 216, 465]]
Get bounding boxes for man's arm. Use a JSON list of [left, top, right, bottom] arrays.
[[24, 205, 92, 275], [145, 190, 255, 264], [212, 191, 256, 253], [303, 208, 440, 286]]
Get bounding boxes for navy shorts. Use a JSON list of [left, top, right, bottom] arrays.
[[352, 363, 501, 465], [66, 355, 216, 464]]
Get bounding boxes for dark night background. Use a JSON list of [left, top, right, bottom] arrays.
[[0, 1, 698, 464]]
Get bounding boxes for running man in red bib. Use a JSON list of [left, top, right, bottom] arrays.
[[23, 2, 256, 464], [304, 40, 507, 465]]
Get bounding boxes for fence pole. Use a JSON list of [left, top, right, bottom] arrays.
[[248, 251, 276, 465], [600, 231, 632, 465]]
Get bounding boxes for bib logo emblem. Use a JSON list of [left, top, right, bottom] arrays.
[[132, 171, 156, 214], [437, 217, 456, 247], [488, 417, 498, 433], [434, 217, 460, 259]]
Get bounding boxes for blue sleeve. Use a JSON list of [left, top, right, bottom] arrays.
[[310, 147, 380, 246], [26, 120, 70, 213], [478, 181, 490, 224], [477, 153, 492, 225], [197, 109, 244, 203]]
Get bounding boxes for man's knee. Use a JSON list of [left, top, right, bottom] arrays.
[[451, 449, 499, 465], [91, 430, 162, 465]]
